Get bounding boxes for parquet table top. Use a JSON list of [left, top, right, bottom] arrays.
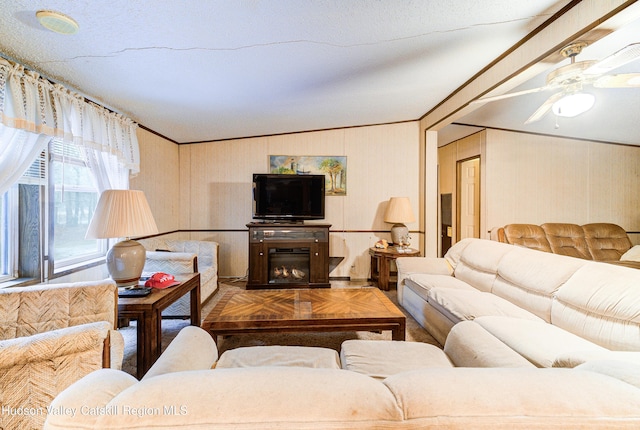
[[201, 287, 406, 342]]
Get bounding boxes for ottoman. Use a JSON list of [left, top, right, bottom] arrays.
[[216, 345, 341, 369], [340, 339, 453, 379]]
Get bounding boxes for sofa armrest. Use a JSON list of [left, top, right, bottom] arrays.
[[396, 257, 453, 287], [44, 369, 138, 430], [109, 329, 124, 370], [142, 326, 218, 380], [144, 251, 198, 274], [0, 321, 115, 430]]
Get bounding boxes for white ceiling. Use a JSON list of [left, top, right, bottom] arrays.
[[0, 1, 638, 145], [443, 15, 640, 147]]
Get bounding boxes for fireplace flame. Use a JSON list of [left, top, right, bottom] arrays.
[[273, 266, 306, 280]]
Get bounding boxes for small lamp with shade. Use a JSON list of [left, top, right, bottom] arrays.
[[383, 197, 415, 248], [85, 190, 158, 288]]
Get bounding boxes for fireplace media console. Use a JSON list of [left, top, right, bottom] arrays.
[[247, 223, 331, 289]]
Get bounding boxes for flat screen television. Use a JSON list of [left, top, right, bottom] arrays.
[[252, 173, 325, 221]]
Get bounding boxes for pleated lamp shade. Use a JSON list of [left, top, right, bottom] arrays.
[[86, 190, 158, 239], [86, 190, 158, 287], [384, 197, 415, 246]]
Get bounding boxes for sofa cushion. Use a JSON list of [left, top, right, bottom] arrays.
[[454, 239, 513, 292], [383, 368, 640, 427], [552, 262, 640, 351], [340, 340, 452, 379], [97, 368, 404, 428], [427, 288, 543, 325], [474, 316, 608, 368], [577, 359, 640, 389], [503, 224, 552, 253], [217, 345, 341, 369], [443, 320, 536, 368], [583, 223, 632, 261], [492, 246, 586, 322], [541, 223, 592, 260]]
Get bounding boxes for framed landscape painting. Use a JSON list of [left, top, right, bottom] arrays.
[[269, 155, 347, 196]]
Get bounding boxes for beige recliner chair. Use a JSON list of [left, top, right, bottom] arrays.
[[0, 279, 123, 430]]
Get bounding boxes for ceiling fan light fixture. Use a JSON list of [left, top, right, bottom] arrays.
[[551, 93, 595, 118], [36, 10, 79, 35]]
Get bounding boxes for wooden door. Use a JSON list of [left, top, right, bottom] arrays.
[[457, 157, 480, 240]]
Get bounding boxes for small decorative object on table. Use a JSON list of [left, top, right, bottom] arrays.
[[375, 239, 389, 249]]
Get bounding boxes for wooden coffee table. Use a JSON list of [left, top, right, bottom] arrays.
[[201, 287, 406, 344]]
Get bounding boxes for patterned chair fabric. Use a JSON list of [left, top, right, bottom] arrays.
[[138, 238, 219, 316], [0, 279, 123, 430]]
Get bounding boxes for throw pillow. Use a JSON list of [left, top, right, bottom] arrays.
[[620, 245, 640, 262]]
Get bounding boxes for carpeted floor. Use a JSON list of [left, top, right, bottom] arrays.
[[118, 279, 440, 377]]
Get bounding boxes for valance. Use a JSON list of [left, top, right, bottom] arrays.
[[0, 57, 140, 175]]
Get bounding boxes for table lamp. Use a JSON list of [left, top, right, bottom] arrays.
[[85, 190, 159, 287], [383, 197, 415, 247]]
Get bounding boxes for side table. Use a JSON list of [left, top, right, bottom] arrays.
[[369, 247, 420, 290], [117, 272, 201, 378]]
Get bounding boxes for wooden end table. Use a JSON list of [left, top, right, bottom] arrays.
[[369, 247, 420, 290], [117, 272, 201, 378]]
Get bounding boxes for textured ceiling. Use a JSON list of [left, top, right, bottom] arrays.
[[0, 1, 638, 146]]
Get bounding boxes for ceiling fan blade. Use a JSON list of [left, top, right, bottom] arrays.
[[584, 42, 640, 75], [594, 73, 640, 88], [524, 92, 565, 124], [471, 86, 551, 104]]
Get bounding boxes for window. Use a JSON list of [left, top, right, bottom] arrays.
[[0, 187, 17, 282], [0, 151, 45, 284], [0, 139, 110, 285], [49, 139, 106, 274]]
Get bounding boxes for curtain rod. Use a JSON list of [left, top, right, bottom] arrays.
[[0, 51, 132, 120]]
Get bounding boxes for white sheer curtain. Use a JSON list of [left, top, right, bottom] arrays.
[[0, 125, 50, 195], [0, 57, 140, 195]]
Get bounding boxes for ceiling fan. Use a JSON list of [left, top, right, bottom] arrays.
[[473, 42, 640, 124]]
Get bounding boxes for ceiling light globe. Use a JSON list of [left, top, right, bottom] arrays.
[[551, 93, 595, 118], [36, 10, 79, 35]]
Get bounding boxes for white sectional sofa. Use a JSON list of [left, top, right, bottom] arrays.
[[396, 238, 640, 367], [44, 326, 640, 429]]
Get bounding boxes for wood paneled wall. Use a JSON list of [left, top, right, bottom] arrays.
[[484, 129, 640, 243], [439, 129, 640, 247], [136, 122, 421, 279], [131, 129, 181, 233]]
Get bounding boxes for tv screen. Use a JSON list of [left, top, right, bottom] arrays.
[[253, 174, 325, 221]]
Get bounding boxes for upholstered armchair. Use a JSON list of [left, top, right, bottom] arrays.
[[0, 279, 123, 430], [138, 238, 219, 317]]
